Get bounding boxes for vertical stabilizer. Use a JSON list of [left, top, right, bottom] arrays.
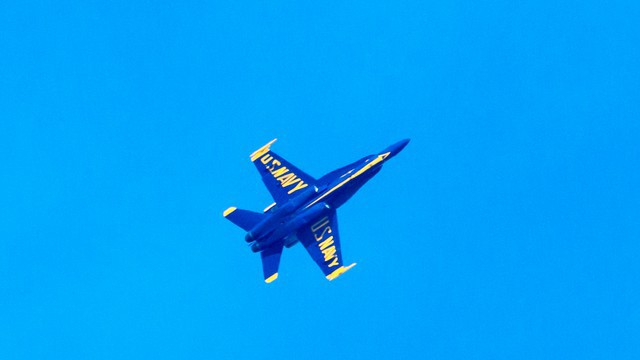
[[261, 243, 284, 283]]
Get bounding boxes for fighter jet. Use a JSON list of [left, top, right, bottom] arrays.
[[223, 138, 410, 283]]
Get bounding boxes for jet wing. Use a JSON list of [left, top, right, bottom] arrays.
[[250, 139, 316, 204], [297, 210, 356, 281]]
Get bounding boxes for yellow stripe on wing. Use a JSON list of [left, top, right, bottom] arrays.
[[265, 273, 279, 283], [223, 207, 237, 217], [326, 263, 357, 281], [250, 138, 277, 162]]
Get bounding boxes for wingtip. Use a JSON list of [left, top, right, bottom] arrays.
[[265, 273, 279, 283], [326, 262, 357, 281], [223, 206, 237, 217], [250, 138, 278, 162]]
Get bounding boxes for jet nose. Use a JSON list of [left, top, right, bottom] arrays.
[[381, 138, 410, 159]]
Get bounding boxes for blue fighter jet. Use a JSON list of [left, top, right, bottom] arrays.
[[223, 138, 410, 283]]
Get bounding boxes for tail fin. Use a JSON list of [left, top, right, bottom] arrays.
[[261, 242, 284, 283], [223, 207, 265, 231]]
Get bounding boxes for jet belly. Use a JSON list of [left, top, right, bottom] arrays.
[[327, 165, 381, 209], [246, 187, 319, 243], [250, 202, 331, 252], [307, 156, 384, 210]]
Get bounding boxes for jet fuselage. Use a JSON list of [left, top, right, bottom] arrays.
[[245, 139, 410, 252]]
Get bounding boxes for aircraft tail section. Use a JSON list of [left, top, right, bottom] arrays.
[[261, 242, 284, 283], [223, 207, 265, 231], [250, 139, 317, 204]]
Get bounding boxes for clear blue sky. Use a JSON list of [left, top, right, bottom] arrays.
[[1, 1, 638, 359]]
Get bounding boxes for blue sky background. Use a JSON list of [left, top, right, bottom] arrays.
[[1, 1, 639, 359]]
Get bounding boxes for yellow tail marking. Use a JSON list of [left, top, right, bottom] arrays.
[[223, 207, 237, 217], [326, 263, 357, 281], [250, 138, 277, 162], [265, 273, 279, 283]]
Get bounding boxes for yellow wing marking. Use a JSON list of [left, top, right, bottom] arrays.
[[263, 202, 277, 213], [326, 263, 357, 281], [250, 138, 277, 162], [223, 207, 237, 217], [265, 273, 279, 283]]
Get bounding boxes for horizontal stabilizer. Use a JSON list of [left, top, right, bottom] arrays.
[[261, 242, 284, 283], [223, 207, 265, 232]]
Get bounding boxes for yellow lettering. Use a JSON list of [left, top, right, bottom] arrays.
[[322, 246, 337, 262], [271, 167, 288, 177], [311, 217, 329, 232], [318, 236, 334, 250], [287, 181, 308, 194], [272, 159, 281, 168], [314, 226, 332, 241], [260, 154, 273, 165], [281, 175, 301, 188], [276, 173, 295, 185], [328, 257, 340, 268]]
